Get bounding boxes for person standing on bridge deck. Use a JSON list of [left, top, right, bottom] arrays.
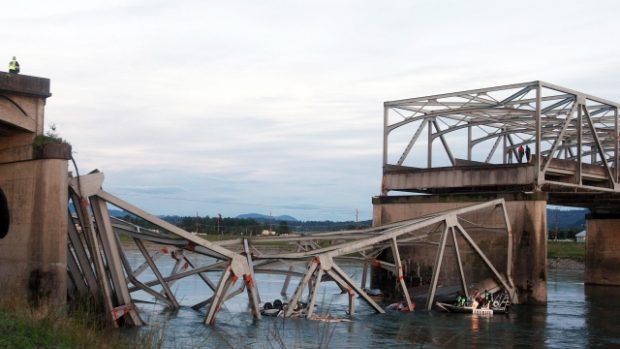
[[517, 145, 524, 163], [525, 145, 531, 163], [8, 56, 20, 74]]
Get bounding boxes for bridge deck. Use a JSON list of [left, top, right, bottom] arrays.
[[383, 156, 620, 210]]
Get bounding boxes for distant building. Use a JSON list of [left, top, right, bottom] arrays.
[[261, 229, 276, 236], [575, 230, 586, 243]]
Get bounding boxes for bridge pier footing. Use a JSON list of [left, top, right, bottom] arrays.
[[585, 214, 620, 286], [372, 192, 548, 305]]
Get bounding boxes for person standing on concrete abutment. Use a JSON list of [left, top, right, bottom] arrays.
[[8, 56, 20, 74], [517, 145, 524, 163], [525, 145, 531, 163]]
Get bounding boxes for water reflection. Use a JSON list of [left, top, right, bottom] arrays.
[[125, 254, 620, 348]]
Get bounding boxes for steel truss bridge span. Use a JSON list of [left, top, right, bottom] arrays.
[[67, 171, 515, 326], [382, 81, 620, 209]]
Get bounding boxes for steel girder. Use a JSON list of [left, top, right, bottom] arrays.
[[383, 81, 620, 195]]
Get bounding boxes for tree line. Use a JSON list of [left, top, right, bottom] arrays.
[[117, 212, 371, 235]]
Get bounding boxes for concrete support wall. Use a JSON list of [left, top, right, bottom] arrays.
[[0, 159, 68, 306], [0, 72, 67, 307], [372, 192, 548, 304], [585, 215, 620, 285]]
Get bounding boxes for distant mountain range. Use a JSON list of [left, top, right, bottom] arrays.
[[547, 207, 587, 230], [108, 207, 587, 231], [236, 213, 299, 222]]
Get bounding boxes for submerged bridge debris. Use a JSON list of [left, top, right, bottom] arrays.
[[67, 171, 516, 326]]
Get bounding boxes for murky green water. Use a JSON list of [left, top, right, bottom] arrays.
[[125, 255, 620, 348]]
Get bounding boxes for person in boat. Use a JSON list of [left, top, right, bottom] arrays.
[[484, 290, 492, 309]]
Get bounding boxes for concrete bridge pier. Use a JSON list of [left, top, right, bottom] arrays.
[[0, 72, 70, 307], [585, 213, 620, 286], [372, 192, 548, 305]]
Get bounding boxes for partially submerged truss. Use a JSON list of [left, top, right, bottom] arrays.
[[66, 171, 516, 326]]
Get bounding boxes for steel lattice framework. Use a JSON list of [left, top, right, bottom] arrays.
[[382, 81, 620, 204]]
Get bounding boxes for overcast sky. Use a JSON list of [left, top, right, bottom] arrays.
[[4, 1, 620, 221]]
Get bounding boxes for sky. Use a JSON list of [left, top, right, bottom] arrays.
[[3, 0, 620, 221]]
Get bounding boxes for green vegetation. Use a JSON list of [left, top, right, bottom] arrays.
[[32, 123, 70, 148], [547, 227, 583, 240], [119, 212, 371, 236], [548, 241, 585, 261], [0, 296, 157, 348]]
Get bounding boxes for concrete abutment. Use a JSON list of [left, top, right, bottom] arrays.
[[0, 72, 69, 307], [372, 192, 548, 305]]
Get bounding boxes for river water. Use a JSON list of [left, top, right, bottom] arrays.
[[126, 256, 620, 348]]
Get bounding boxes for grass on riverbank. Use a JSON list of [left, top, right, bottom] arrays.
[[548, 241, 585, 261], [0, 295, 158, 349]]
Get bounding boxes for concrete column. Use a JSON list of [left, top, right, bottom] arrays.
[[372, 192, 548, 304], [0, 159, 68, 306], [585, 214, 620, 285]]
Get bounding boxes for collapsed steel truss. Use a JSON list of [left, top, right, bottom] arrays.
[[66, 171, 516, 326], [383, 81, 620, 194]]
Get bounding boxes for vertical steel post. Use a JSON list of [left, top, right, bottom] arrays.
[[502, 131, 507, 164], [306, 268, 323, 318], [205, 264, 233, 325], [468, 125, 472, 161], [285, 260, 318, 317], [426, 224, 449, 310], [67, 214, 99, 294], [577, 103, 583, 185], [535, 83, 543, 187], [243, 239, 261, 303], [613, 107, 620, 184], [281, 265, 294, 297], [383, 106, 389, 168], [91, 197, 143, 326], [391, 238, 414, 311], [360, 262, 369, 290], [427, 118, 433, 168], [451, 227, 468, 298]]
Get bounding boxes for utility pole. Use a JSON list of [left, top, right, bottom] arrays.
[[217, 213, 222, 236], [554, 209, 559, 240]]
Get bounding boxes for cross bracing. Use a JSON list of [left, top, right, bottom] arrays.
[[383, 81, 620, 200], [66, 171, 516, 326]]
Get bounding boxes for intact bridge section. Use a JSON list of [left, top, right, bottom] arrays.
[[374, 81, 620, 304]]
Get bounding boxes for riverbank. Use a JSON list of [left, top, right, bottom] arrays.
[[548, 257, 584, 270], [547, 240, 585, 270], [0, 297, 159, 348]]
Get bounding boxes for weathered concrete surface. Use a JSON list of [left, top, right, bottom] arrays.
[[383, 156, 612, 195], [0, 71, 50, 163], [372, 192, 548, 305], [0, 72, 67, 307], [383, 163, 536, 193], [585, 215, 620, 286], [0, 159, 68, 306]]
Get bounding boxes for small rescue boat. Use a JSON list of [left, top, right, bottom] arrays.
[[435, 290, 510, 315], [435, 302, 507, 315]]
